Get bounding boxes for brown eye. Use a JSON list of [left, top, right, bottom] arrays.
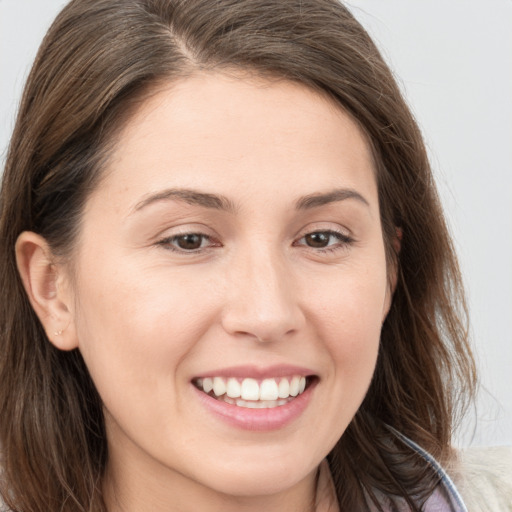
[[175, 234, 205, 250], [304, 232, 331, 248], [296, 230, 353, 252], [158, 232, 221, 254]]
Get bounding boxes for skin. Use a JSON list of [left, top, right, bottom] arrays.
[[17, 72, 395, 512]]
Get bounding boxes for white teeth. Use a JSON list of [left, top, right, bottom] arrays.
[[240, 378, 260, 400], [260, 378, 279, 401], [215, 397, 293, 408], [198, 375, 310, 403], [278, 378, 290, 398], [226, 378, 241, 398], [213, 377, 226, 396], [203, 377, 213, 393], [289, 376, 301, 397]]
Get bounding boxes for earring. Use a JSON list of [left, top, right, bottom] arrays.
[[54, 330, 63, 336]]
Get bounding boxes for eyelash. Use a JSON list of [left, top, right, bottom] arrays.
[[294, 229, 354, 253], [157, 233, 219, 253], [157, 229, 353, 255]]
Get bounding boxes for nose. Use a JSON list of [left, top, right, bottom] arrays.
[[221, 247, 305, 343]]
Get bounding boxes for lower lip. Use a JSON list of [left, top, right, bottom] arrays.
[[192, 381, 316, 431]]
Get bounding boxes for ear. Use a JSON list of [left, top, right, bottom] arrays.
[[15, 231, 78, 351], [382, 227, 402, 321]]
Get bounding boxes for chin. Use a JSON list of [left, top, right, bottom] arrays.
[[194, 454, 317, 498]]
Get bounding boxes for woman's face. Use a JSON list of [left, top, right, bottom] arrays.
[[66, 73, 392, 505]]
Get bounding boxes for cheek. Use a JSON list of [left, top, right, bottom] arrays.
[[324, 307, 381, 387], [72, 261, 218, 404], [305, 265, 387, 381]]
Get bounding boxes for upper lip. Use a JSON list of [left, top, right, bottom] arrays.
[[192, 364, 316, 380]]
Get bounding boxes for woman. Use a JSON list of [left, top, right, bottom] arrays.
[[0, 0, 478, 510]]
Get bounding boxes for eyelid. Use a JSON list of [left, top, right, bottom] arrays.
[[157, 233, 221, 253], [295, 229, 352, 243], [295, 222, 353, 240], [155, 222, 222, 254], [293, 226, 355, 253], [153, 222, 217, 241]]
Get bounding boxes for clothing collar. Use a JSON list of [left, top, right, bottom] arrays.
[[314, 431, 468, 512]]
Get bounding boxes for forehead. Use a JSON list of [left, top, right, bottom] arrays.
[[89, 72, 377, 216]]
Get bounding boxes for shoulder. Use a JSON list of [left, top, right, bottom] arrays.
[[448, 446, 512, 512]]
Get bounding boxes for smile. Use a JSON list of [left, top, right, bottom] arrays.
[[193, 376, 310, 409]]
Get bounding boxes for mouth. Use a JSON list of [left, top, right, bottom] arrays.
[[192, 375, 315, 409]]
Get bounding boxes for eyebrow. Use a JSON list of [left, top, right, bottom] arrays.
[[131, 186, 369, 215], [295, 188, 370, 210], [132, 188, 237, 214]]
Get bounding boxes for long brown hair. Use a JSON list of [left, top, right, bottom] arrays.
[[0, 1, 476, 510]]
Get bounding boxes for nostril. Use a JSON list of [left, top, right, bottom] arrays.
[[220, 274, 305, 342]]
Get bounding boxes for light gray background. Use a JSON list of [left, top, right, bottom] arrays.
[[1, 1, 511, 447]]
